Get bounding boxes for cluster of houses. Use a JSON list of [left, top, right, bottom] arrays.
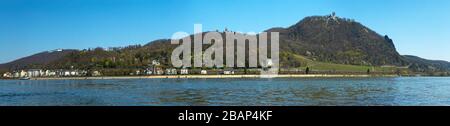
[[138, 60, 208, 75], [137, 60, 238, 76], [1, 69, 102, 78], [1, 60, 249, 79], [118, 59, 243, 76], [1, 68, 241, 79], [138, 68, 235, 75]]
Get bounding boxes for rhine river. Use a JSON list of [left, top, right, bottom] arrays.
[[1, 77, 450, 106]]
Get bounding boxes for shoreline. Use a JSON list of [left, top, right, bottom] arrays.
[[15, 74, 401, 80]]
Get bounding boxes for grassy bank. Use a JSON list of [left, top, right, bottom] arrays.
[[286, 53, 410, 73]]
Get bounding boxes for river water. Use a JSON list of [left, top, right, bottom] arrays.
[[1, 77, 450, 106]]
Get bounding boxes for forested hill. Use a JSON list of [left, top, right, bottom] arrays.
[[0, 49, 78, 72], [1, 14, 449, 74], [273, 14, 406, 66]]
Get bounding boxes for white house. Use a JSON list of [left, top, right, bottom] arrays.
[[70, 70, 79, 76], [166, 68, 177, 75], [70, 71, 76, 76], [155, 68, 164, 75], [27, 69, 43, 77], [44, 70, 57, 76], [12, 70, 27, 78], [2, 72, 12, 78], [13, 71, 20, 78], [21, 70, 27, 77], [267, 59, 273, 67], [223, 71, 233, 75], [80, 70, 88, 76], [134, 70, 141, 75], [144, 69, 153, 75], [180, 68, 189, 75], [56, 70, 75, 77], [27, 71, 34, 77], [223, 69, 235, 75], [91, 71, 102, 76], [64, 71, 71, 76], [200, 70, 208, 75]]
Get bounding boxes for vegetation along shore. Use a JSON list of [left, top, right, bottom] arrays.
[[22, 74, 399, 80]]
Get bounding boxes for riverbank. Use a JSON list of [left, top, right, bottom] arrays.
[[15, 74, 399, 80]]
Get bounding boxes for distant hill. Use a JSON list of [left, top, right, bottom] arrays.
[[0, 49, 78, 72], [1, 14, 449, 74], [403, 55, 450, 72]]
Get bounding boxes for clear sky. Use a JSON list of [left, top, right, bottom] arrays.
[[1, 0, 450, 63]]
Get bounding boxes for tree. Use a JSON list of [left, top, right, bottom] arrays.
[[305, 67, 310, 74]]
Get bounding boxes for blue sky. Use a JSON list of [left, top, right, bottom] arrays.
[[1, 0, 450, 63]]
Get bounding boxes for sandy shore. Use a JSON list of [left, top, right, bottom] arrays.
[[28, 74, 398, 80]]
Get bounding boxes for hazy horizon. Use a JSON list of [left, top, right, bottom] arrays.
[[1, 0, 450, 64]]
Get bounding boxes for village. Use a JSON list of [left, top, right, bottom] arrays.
[[0, 60, 243, 79]]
